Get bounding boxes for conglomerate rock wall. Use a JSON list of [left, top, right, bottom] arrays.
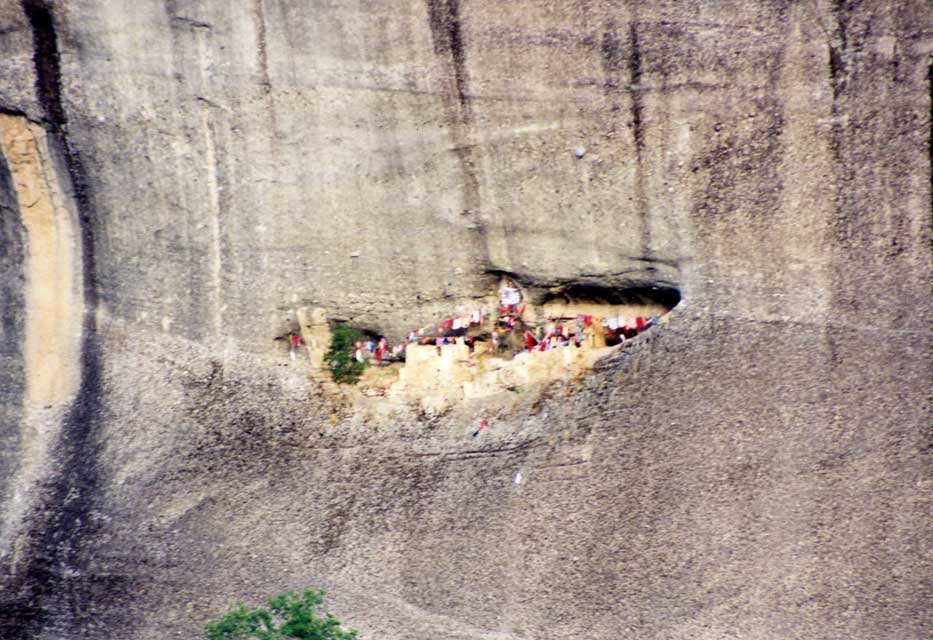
[[0, 1, 931, 638]]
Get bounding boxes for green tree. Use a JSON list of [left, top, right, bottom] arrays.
[[323, 323, 366, 384], [204, 589, 358, 640]]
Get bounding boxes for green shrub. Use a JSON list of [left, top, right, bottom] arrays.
[[323, 323, 366, 384], [204, 589, 357, 640]]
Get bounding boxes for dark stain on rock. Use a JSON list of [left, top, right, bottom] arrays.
[[426, 0, 470, 120], [626, 22, 650, 255], [827, 1, 854, 246], [21, 0, 66, 133], [252, 0, 273, 98], [600, 21, 624, 94], [828, 45, 845, 106], [3, 3, 112, 639], [828, 0, 852, 108], [832, 0, 850, 49], [627, 22, 645, 158], [170, 15, 212, 30], [425, 0, 486, 262]]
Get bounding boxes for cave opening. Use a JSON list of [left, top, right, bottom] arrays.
[[540, 283, 681, 311]]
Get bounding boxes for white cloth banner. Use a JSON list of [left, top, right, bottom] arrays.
[[500, 288, 521, 306]]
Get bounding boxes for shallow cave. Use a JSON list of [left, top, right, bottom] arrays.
[[539, 283, 681, 311]]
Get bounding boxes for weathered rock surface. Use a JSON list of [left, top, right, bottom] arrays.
[[0, 1, 931, 638]]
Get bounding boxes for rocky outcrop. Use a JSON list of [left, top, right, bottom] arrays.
[[0, 110, 83, 560], [0, 1, 931, 639]]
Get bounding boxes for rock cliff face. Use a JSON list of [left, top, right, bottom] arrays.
[[0, 1, 931, 639]]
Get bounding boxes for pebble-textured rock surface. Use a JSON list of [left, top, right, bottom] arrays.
[[0, 1, 931, 638]]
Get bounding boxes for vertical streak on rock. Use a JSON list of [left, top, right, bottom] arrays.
[[426, 0, 470, 121], [425, 0, 488, 265], [827, 2, 847, 110], [829, 0, 849, 94], [201, 104, 224, 340], [827, 0, 852, 252], [21, 2, 64, 127], [189, 22, 225, 340], [627, 21, 651, 257], [928, 61, 932, 223], [3, 1, 104, 637], [251, 0, 278, 133], [627, 23, 645, 159]]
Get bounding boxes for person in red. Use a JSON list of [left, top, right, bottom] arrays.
[[524, 330, 535, 352], [290, 333, 300, 360], [375, 336, 388, 362]]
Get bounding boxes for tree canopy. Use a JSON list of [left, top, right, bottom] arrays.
[[204, 589, 358, 640], [323, 323, 366, 384]]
